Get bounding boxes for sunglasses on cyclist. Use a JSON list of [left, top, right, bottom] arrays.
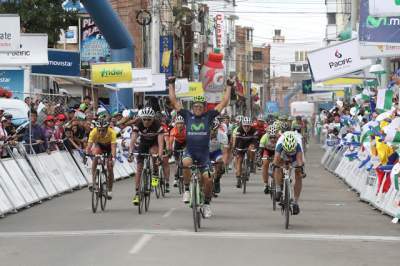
[[142, 118, 153, 122]]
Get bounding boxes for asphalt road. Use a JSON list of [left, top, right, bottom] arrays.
[[0, 143, 399, 266]]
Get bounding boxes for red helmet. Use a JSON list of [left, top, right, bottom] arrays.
[[56, 113, 66, 121]]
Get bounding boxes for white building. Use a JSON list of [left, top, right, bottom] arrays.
[[325, 0, 352, 43]]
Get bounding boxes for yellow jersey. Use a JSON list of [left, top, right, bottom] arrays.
[[88, 128, 117, 144]]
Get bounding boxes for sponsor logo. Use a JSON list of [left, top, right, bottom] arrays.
[[49, 60, 73, 67], [367, 16, 400, 28], [100, 68, 123, 78], [0, 32, 12, 40], [190, 122, 205, 132], [329, 50, 352, 69]]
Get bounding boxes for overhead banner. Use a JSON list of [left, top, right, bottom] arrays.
[[160, 36, 173, 76], [91, 62, 132, 84], [359, 43, 400, 58], [115, 68, 152, 89], [80, 17, 111, 69], [308, 39, 372, 83], [0, 14, 20, 52], [0, 34, 48, 66], [369, 0, 400, 17], [359, 0, 400, 45], [31, 49, 80, 77], [134, 73, 166, 93], [0, 69, 24, 99]]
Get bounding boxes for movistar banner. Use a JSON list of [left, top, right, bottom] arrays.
[[360, 0, 400, 45], [308, 39, 371, 83], [32, 49, 80, 77]]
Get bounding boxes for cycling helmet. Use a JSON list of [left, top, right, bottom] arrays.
[[292, 123, 301, 133], [268, 124, 277, 136], [139, 107, 155, 118], [242, 116, 252, 126], [281, 121, 290, 132], [279, 114, 288, 121], [282, 131, 297, 153], [97, 118, 109, 129], [212, 117, 220, 130], [273, 120, 282, 131], [193, 95, 206, 104], [175, 115, 185, 124]]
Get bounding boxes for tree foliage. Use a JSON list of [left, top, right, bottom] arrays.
[[0, 0, 78, 47]]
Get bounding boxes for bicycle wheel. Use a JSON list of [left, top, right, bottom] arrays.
[[91, 170, 100, 213], [138, 170, 146, 214], [145, 172, 151, 212], [271, 178, 276, 211], [284, 178, 291, 229], [100, 171, 108, 211], [178, 163, 183, 194], [154, 172, 160, 199], [191, 181, 198, 232], [242, 159, 247, 194]]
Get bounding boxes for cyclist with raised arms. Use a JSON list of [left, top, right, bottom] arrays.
[[272, 131, 305, 215], [259, 124, 278, 194], [168, 76, 232, 218], [86, 118, 117, 200], [128, 107, 164, 206], [233, 116, 258, 188]]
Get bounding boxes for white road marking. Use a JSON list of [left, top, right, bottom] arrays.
[[129, 234, 153, 254], [162, 208, 177, 218], [0, 229, 399, 242]]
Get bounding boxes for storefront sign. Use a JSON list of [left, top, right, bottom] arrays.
[[214, 14, 224, 49], [177, 82, 204, 98], [308, 39, 372, 82], [359, 43, 400, 58], [0, 34, 48, 66], [31, 49, 80, 77], [360, 0, 400, 45], [80, 17, 111, 69], [91, 62, 132, 84], [0, 14, 20, 52], [0, 69, 24, 99], [369, 0, 400, 17], [160, 36, 173, 76]]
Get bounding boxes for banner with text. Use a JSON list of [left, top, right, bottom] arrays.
[[369, 0, 400, 17], [308, 39, 372, 82], [32, 49, 80, 77], [0, 69, 24, 99], [0, 14, 20, 52], [91, 62, 132, 84], [116, 68, 153, 89], [0, 34, 48, 66]]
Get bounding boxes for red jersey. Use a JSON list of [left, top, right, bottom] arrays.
[[253, 121, 267, 138], [170, 127, 186, 144]]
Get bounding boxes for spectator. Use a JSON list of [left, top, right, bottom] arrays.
[[63, 127, 80, 151], [23, 111, 48, 153]]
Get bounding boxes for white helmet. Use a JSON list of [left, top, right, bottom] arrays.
[[139, 107, 155, 118], [175, 115, 185, 124], [242, 116, 252, 126]]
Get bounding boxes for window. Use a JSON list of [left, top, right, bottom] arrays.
[[290, 64, 296, 72], [253, 51, 262, 61], [295, 51, 307, 62], [274, 29, 281, 36], [327, 13, 336, 25], [296, 65, 303, 72]]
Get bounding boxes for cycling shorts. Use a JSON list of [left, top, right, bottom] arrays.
[[173, 141, 186, 159], [137, 140, 158, 163], [183, 148, 209, 173], [209, 149, 223, 163], [262, 149, 275, 160], [93, 143, 112, 157]]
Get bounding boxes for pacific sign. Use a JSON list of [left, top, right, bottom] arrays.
[[308, 39, 371, 82], [328, 50, 352, 69]]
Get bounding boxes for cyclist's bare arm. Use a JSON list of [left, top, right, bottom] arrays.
[[168, 77, 182, 111], [129, 132, 138, 154], [296, 151, 304, 166], [273, 152, 280, 166], [86, 142, 93, 154]]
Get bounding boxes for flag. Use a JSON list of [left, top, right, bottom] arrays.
[[376, 89, 394, 112]]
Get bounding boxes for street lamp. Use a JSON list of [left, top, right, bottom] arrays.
[[369, 64, 386, 86]]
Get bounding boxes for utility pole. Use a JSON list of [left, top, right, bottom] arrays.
[[151, 0, 160, 74]]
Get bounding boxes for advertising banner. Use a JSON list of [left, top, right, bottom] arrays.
[[31, 49, 80, 77], [160, 36, 173, 76], [80, 17, 111, 69], [369, 0, 400, 17], [359, 43, 400, 58], [0, 34, 48, 66], [174, 78, 190, 95], [0, 69, 24, 99], [308, 39, 372, 82], [134, 73, 166, 93], [116, 68, 152, 89], [58, 26, 78, 44], [0, 14, 20, 52], [359, 0, 400, 45], [91, 62, 132, 84]]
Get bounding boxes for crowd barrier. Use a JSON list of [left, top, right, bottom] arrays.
[[0, 143, 136, 217], [321, 145, 400, 223]]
